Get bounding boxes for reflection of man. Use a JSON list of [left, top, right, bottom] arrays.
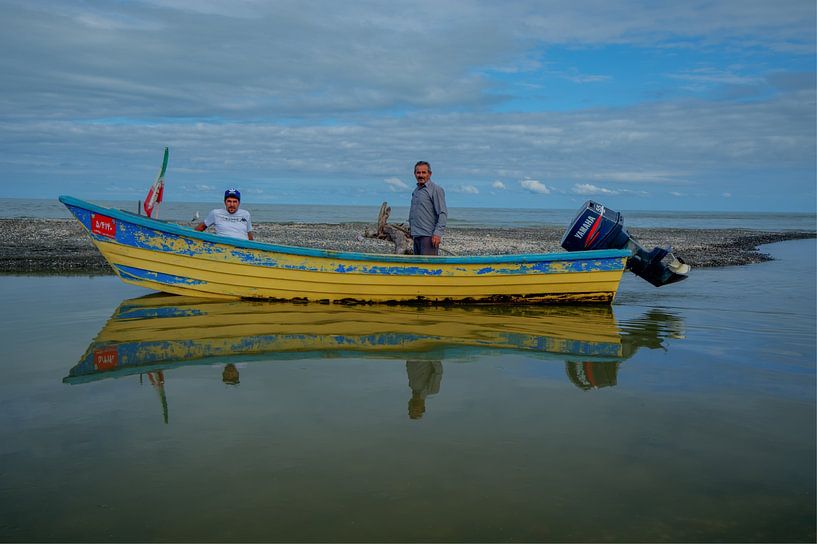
[[406, 360, 443, 419], [222, 363, 240, 385]]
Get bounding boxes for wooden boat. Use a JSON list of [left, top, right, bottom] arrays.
[[59, 195, 631, 303], [64, 295, 661, 386]]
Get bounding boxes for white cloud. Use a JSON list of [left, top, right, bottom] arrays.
[[668, 67, 764, 86], [452, 184, 479, 194], [723, 192, 732, 198], [384, 177, 410, 192], [183, 184, 216, 192], [520, 179, 551, 194], [491, 180, 507, 190], [593, 171, 680, 184], [572, 183, 620, 196]]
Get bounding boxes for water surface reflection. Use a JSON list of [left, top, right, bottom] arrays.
[[65, 296, 685, 420]]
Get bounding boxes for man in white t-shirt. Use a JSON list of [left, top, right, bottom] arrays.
[[195, 188, 254, 240]]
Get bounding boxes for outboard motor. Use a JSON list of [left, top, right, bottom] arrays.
[[561, 201, 690, 287]]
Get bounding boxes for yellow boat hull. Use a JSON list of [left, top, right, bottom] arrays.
[[61, 196, 630, 304]]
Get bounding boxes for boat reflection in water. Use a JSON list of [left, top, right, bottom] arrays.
[[65, 295, 685, 420]]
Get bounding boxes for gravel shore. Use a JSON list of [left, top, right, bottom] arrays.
[[0, 218, 813, 274]]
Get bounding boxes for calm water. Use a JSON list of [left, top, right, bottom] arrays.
[[4, 197, 816, 231], [0, 240, 814, 542]]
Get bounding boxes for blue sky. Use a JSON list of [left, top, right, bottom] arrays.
[[0, 0, 814, 212]]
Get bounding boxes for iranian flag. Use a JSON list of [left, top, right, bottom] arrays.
[[144, 147, 169, 218]]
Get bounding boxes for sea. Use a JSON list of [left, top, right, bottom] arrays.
[[4, 197, 816, 231], [0, 200, 815, 541]]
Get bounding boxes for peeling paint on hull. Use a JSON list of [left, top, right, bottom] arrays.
[[60, 195, 630, 304]]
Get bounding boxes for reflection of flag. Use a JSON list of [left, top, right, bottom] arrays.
[[143, 147, 169, 218]]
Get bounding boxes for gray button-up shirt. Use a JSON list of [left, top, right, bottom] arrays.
[[409, 180, 447, 238]]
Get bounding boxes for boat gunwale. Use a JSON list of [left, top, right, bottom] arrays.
[[59, 195, 632, 265]]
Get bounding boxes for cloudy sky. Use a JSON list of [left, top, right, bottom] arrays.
[[1, 0, 814, 211]]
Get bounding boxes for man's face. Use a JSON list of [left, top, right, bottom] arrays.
[[224, 197, 240, 214], [414, 165, 431, 185]]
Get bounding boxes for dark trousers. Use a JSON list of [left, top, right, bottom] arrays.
[[413, 236, 438, 256]]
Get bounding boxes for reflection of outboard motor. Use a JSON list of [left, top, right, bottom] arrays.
[[561, 200, 690, 287]]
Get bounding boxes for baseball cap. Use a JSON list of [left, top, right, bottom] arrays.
[[224, 188, 241, 201]]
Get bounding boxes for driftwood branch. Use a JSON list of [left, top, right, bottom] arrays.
[[364, 201, 413, 254]]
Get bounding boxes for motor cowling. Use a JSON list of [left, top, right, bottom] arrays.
[[561, 200, 690, 287]]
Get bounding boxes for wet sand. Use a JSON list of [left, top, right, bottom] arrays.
[[0, 218, 814, 274]]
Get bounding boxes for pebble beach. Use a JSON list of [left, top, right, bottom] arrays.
[[0, 218, 814, 275]]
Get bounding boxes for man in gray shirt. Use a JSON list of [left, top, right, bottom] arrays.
[[408, 161, 447, 255]]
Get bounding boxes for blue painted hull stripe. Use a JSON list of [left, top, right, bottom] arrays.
[[115, 264, 206, 286]]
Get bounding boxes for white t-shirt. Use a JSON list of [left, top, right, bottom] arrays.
[[204, 208, 253, 240]]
